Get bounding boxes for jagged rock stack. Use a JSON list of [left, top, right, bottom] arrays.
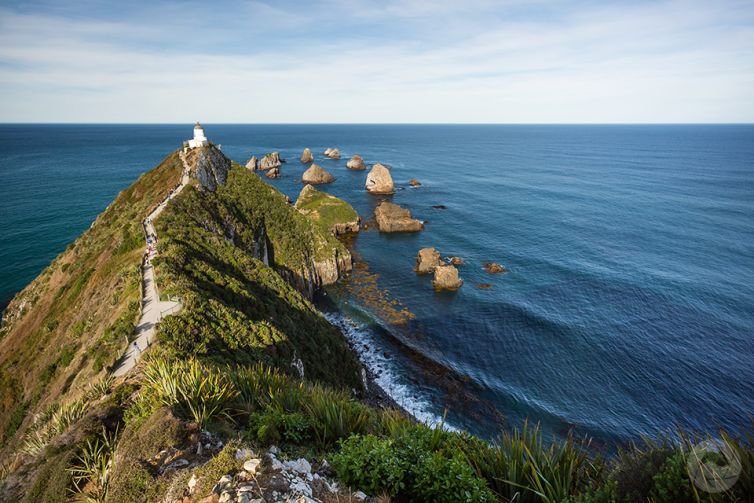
[[301, 148, 314, 163], [323, 148, 341, 159], [374, 201, 422, 232], [433, 265, 463, 290], [260, 152, 282, 170], [416, 247, 442, 274], [346, 155, 366, 170], [245, 156, 257, 171], [266, 166, 280, 178], [302, 164, 335, 184], [365, 163, 394, 194]]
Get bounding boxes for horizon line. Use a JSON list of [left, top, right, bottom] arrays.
[[1, 122, 753, 126]]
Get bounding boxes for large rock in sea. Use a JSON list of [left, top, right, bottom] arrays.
[[416, 247, 442, 274], [265, 166, 280, 179], [374, 201, 423, 232], [301, 148, 314, 163], [323, 148, 341, 159], [365, 163, 394, 194], [295, 184, 360, 235], [260, 152, 282, 170], [346, 155, 366, 170], [302, 164, 335, 184], [484, 262, 508, 273], [184, 145, 230, 192], [433, 265, 463, 290], [246, 156, 258, 171]]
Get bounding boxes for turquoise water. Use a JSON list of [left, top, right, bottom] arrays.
[[1, 124, 753, 445]]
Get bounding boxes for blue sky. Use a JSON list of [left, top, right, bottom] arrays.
[[0, 0, 753, 122]]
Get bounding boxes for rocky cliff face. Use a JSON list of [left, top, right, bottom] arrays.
[[185, 145, 230, 191]]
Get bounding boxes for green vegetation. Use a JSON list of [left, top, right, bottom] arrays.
[[294, 184, 359, 235], [153, 166, 361, 388], [69, 427, 119, 503]]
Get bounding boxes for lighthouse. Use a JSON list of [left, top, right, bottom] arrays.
[[186, 122, 209, 149]]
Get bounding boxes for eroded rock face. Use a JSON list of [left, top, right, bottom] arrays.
[[346, 155, 366, 170], [186, 145, 231, 192], [416, 247, 442, 274], [433, 265, 463, 290], [374, 201, 423, 232], [300, 148, 313, 163], [245, 156, 257, 171], [302, 164, 335, 184], [365, 164, 394, 194], [260, 152, 282, 170]]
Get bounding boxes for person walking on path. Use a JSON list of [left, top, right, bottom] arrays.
[[132, 341, 141, 356]]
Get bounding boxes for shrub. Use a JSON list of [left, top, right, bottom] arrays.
[[68, 427, 119, 503], [304, 385, 371, 446], [332, 434, 407, 496], [247, 405, 312, 444], [142, 358, 237, 427]]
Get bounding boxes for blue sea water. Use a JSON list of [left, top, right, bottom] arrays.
[[1, 124, 753, 445]]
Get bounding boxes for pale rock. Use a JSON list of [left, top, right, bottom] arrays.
[[300, 148, 313, 163], [285, 458, 311, 475], [346, 155, 366, 170], [244, 458, 261, 475], [365, 163, 394, 194], [354, 490, 368, 500], [416, 247, 442, 274], [374, 201, 423, 232], [301, 164, 335, 184], [433, 265, 463, 290], [245, 156, 257, 171]]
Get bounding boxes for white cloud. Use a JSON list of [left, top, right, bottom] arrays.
[[0, 1, 752, 122]]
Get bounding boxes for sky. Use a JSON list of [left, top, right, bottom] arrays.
[[0, 0, 753, 123]]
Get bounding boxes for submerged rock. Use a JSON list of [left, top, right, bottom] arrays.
[[374, 201, 423, 232], [245, 156, 257, 171], [346, 155, 366, 170], [260, 151, 282, 170], [484, 262, 508, 274], [365, 163, 394, 194], [302, 164, 335, 184], [476, 283, 493, 289], [447, 256, 464, 266], [416, 247, 442, 274], [433, 265, 463, 290], [409, 178, 422, 187], [300, 148, 313, 163]]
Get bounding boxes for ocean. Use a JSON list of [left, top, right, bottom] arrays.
[[1, 124, 753, 446]]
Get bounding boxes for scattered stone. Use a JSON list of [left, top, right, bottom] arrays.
[[433, 265, 463, 290], [365, 163, 394, 194], [265, 166, 280, 179], [346, 155, 366, 170], [409, 178, 421, 187], [354, 491, 368, 500], [245, 156, 257, 171], [416, 247, 442, 274], [244, 458, 261, 475], [188, 473, 199, 492], [476, 283, 493, 289], [269, 445, 280, 455], [301, 164, 335, 184], [259, 152, 282, 170], [484, 262, 508, 274], [447, 256, 464, 266], [285, 458, 311, 475], [374, 201, 423, 232], [300, 148, 313, 163]]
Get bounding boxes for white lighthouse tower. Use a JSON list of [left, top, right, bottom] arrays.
[[186, 122, 209, 149]]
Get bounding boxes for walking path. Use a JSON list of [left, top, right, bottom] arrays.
[[113, 154, 191, 377]]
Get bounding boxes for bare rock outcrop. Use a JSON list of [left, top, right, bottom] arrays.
[[185, 145, 230, 192], [265, 166, 280, 179], [323, 148, 341, 159], [433, 265, 463, 290], [346, 155, 366, 170], [302, 164, 335, 184], [416, 247, 442, 274], [365, 163, 394, 194], [300, 148, 314, 163], [245, 156, 257, 171], [374, 201, 423, 232], [447, 256, 464, 266], [260, 152, 282, 170]]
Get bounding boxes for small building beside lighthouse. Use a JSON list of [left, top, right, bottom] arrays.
[[185, 122, 209, 150]]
